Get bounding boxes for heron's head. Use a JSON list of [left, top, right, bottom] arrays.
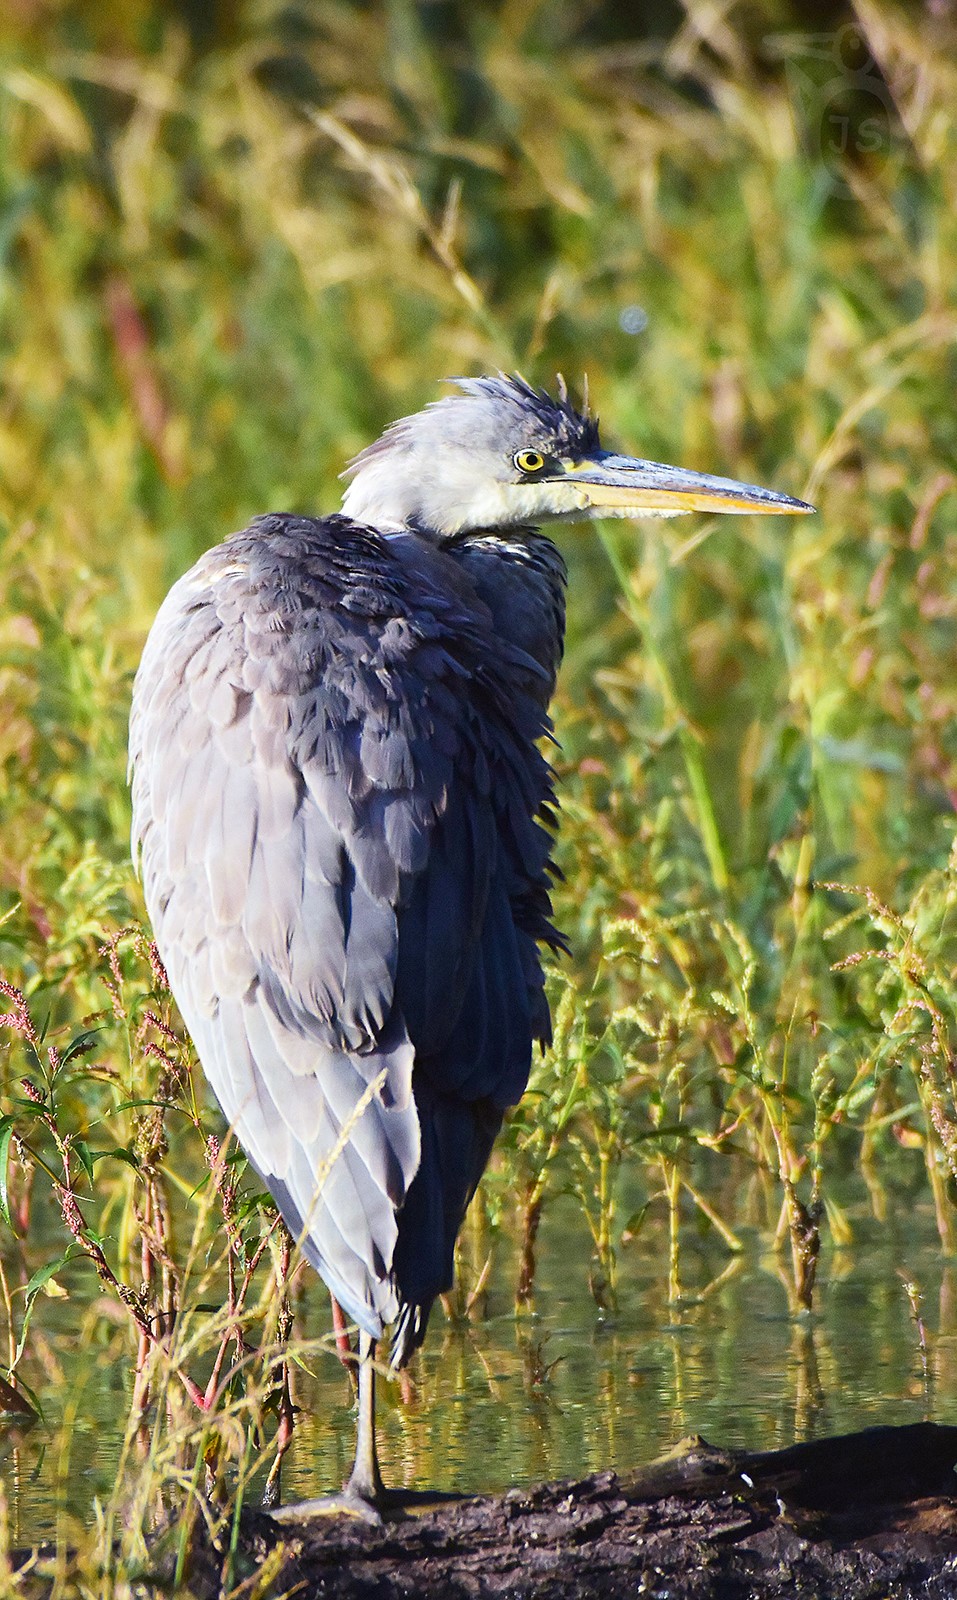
[[340, 375, 813, 538]]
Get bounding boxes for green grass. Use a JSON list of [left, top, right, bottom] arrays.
[[3, 0, 957, 1585]]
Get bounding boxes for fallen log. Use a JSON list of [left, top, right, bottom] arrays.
[[170, 1422, 957, 1597]]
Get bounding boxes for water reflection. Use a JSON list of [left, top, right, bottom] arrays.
[[283, 1203, 949, 1503], [3, 1201, 952, 1540]]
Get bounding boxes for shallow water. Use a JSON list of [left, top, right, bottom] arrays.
[[4, 1192, 953, 1544]]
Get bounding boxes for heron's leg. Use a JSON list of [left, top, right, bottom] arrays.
[[264, 1331, 386, 1524], [344, 1330, 385, 1504]]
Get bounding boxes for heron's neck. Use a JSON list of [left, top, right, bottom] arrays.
[[443, 529, 567, 702]]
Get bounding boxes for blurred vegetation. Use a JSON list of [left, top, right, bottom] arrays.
[[3, 0, 957, 1581]]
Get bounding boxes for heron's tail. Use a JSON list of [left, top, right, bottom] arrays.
[[389, 1085, 502, 1368], [390, 1302, 425, 1369]]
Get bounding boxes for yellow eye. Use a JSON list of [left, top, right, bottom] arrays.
[[514, 449, 546, 474]]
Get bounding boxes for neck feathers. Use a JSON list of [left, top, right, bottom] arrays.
[[444, 531, 567, 702]]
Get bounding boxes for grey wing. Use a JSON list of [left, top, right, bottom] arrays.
[[129, 528, 438, 1337]]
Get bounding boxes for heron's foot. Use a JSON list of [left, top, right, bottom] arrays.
[[267, 1489, 384, 1527], [344, 1456, 387, 1509]]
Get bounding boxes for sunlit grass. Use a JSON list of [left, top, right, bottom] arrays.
[[2, 0, 957, 1582]]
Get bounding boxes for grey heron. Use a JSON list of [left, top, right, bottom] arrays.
[[128, 375, 812, 1511]]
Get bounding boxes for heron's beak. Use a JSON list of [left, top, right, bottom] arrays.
[[559, 453, 815, 518]]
